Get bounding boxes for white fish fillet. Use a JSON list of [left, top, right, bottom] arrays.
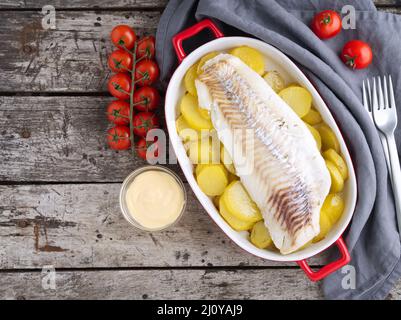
[[195, 54, 331, 254]]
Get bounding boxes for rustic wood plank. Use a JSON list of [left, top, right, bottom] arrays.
[[0, 0, 398, 9], [0, 183, 328, 269], [0, 7, 399, 93], [0, 0, 168, 8], [0, 269, 323, 300], [0, 96, 181, 182], [1, 268, 400, 300], [0, 11, 159, 92]]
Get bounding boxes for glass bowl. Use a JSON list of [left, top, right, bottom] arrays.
[[119, 165, 187, 232]]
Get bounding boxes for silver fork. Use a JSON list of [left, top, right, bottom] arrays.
[[371, 75, 401, 237], [363, 80, 392, 179]]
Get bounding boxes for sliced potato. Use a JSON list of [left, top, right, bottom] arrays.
[[321, 193, 345, 225], [197, 164, 228, 196], [316, 124, 340, 152], [250, 220, 273, 249], [263, 70, 285, 93], [302, 108, 322, 125], [222, 181, 263, 223], [176, 115, 199, 142], [184, 62, 199, 96], [199, 107, 211, 120], [197, 51, 219, 74], [229, 46, 265, 75], [278, 86, 312, 118], [219, 197, 255, 231], [326, 160, 344, 193], [323, 149, 348, 180], [180, 93, 213, 131], [220, 146, 236, 175], [305, 123, 322, 151], [188, 138, 220, 164], [313, 211, 332, 243], [195, 163, 207, 177]]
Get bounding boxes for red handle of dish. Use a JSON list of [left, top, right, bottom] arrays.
[[297, 237, 351, 282], [172, 19, 224, 63]]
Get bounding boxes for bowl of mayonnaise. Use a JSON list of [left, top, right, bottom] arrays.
[[119, 166, 187, 231]]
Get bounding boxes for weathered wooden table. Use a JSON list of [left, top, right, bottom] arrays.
[[0, 0, 401, 300]]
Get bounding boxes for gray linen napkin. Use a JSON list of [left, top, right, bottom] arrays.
[[155, 0, 401, 299]]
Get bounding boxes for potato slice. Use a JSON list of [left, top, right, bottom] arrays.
[[197, 164, 228, 196], [219, 197, 255, 231], [316, 124, 340, 152], [326, 160, 344, 193], [195, 163, 207, 177], [313, 211, 332, 243], [220, 146, 236, 175], [176, 115, 199, 142], [197, 51, 219, 74], [305, 123, 322, 151], [188, 138, 220, 164], [302, 108, 322, 125], [278, 86, 312, 118], [184, 62, 199, 96], [321, 193, 345, 225], [263, 70, 285, 93], [250, 220, 273, 249], [199, 108, 211, 120], [229, 46, 265, 75], [323, 149, 348, 180], [180, 93, 213, 131], [222, 181, 263, 223]]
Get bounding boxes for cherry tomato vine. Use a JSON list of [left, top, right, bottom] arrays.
[[107, 26, 160, 158]]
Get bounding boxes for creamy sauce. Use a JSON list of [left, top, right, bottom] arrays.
[[125, 170, 185, 230]]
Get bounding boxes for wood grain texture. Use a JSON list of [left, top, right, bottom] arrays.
[[0, 5, 400, 93], [0, 269, 323, 300], [0, 183, 328, 269], [0, 0, 168, 8], [1, 269, 400, 300], [0, 0, 397, 9], [0, 96, 181, 182], [0, 11, 159, 92]]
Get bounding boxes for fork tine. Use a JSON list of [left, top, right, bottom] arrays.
[[372, 77, 379, 111], [389, 75, 396, 110], [378, 77, 385, 110], [383, 76, 389, 109], [367, 79, 372, 110]]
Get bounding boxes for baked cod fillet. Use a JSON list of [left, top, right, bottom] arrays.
[[195, 54, 331, 254]]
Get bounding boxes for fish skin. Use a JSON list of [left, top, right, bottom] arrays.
[[196, 54, 331, 254]]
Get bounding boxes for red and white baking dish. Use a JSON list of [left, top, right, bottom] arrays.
[[165, 19, 357, 281]]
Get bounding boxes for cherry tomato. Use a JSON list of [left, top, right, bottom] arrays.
[[311, 10, 342, 39], [135, 60, 159, 87], [341, 40, 373, 69], [108, 49, 133, 73], [133, 86, 160, 111], [136, 36, 156, 59], [111, 25, 136, 50], [133, 111, 160, 137], [108, 73, 132, 100], [136, 137, 159, 160], [106, 100, 131, 125], [107, 126, 131, 150]]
